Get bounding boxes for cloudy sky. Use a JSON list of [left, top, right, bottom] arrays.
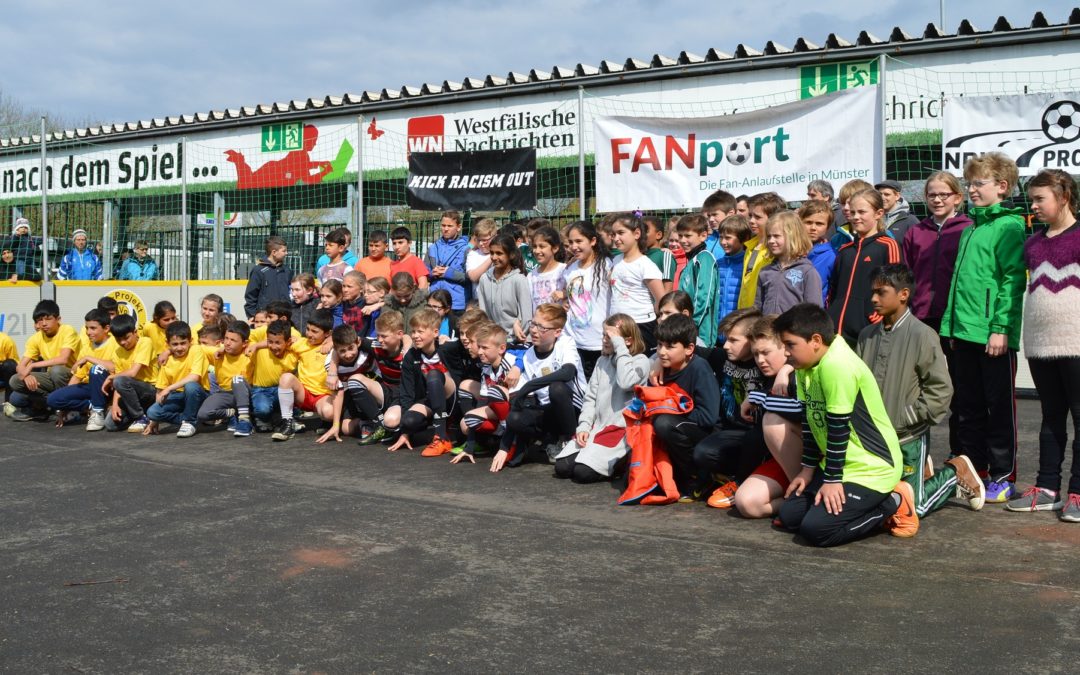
[[0, 0, 1060, 132]]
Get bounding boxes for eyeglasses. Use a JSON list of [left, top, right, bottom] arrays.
[[526, 321, 559, 333], [926, 192, 958, 201], [965, 179, 997, 190]]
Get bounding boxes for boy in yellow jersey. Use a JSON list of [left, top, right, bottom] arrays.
[[0, 328, 20, 404], [99, 314, 158, 432], [7, 300, 80, 422], [246, 301, 302, 347], [145, 322, 209, 438], [272, 309, 334, 441], [248, 319, 298, 432], [46, 309, 115, 426], [197, 321, 255, 437]]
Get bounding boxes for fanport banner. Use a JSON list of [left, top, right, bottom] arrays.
[[594, 86, 881, 210], [406, 148, 537, 211], [942, 92, 1080, 176]]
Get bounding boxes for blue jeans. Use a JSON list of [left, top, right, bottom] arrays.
[[250, 385, 278, 421], [46, 366, 111, 412], [147, 383, 207, 426]]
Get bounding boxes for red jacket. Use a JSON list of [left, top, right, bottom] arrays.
[[619, 385, 694, 505]]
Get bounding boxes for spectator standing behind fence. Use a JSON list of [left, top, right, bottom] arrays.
[[7, 218, 39, 281], [118, 241, 157, 280], [424, 210, 470, 313], [56, 229, 102, 281], [244, 236, 292, 319], [876, 180, 920, 242]]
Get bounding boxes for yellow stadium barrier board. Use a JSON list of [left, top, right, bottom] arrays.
[[53, 281, 182, 330]]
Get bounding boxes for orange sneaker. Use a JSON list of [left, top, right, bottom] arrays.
[[421, 436, 454, 457], [887, 481, 920, 538], [706, 480, 739, 509]]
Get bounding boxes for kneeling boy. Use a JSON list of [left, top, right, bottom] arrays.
[[198, 321, 256, 437], [7, 300, 79, 421], [775, 303, 915, 547], [273, 309, 335, 441], [146, 322, 209, 437]]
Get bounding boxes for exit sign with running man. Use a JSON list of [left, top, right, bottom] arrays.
[[800, 60, 879, 99]]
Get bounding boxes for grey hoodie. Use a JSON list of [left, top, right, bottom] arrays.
[[754, 256, 824, 315], [477, 268, 533, 336], [885, 196, 920, 243]]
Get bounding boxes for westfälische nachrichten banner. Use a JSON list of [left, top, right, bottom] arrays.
[[406, 148, 537, 211], [593, 86, 881, 210]]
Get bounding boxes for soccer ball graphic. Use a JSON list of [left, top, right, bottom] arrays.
[[726, 139, 753, 165], [1042, 101, 1080, 143]]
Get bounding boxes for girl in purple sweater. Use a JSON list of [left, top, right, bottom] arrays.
[[1007, 170, 1080, 521]]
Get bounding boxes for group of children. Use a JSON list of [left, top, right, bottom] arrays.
[[3, 151, 1078, 547]]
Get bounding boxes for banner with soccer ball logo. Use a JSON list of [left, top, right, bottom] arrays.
[[942, 93, 1080, 176], [592, 86, 881, 210]]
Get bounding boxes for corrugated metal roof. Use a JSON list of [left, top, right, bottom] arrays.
[[1, 8, 1077, 151]]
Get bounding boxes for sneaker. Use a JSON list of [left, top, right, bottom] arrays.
[[1060, 493, 1080, 523], [271, 419, 296, 442], [677, 487, 707, 503], [226, 416, 238, 433], [86, 410, 106, 432], [985, 479, 1016, 504], [9, 407, 38, 422], [887, 481, 920, 538], [706, 480, 739, 509], [421, 435, 454, 457], [1004, 486, 1063, 512], [2, 401, 14, 418], [176, 421, 197, 438], [944, 455, 986, 511], [254, 420, 274, 433], [233, 419, 253, 437], [359, 425, 389, 445], [127, 416, 149, 433]]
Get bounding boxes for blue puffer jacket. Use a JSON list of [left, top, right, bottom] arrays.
[[716, 248, 744, 324]]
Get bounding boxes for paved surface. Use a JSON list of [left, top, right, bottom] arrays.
[[1, 399, 1077, 673]]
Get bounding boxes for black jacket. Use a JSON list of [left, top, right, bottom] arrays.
[[244, 257, 293, 318]]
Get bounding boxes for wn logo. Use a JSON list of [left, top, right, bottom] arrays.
[[407, 115, 445, 154]]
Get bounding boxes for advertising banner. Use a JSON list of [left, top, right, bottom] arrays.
[[942, 92, 1080, 176], [593, 86, 881, 209], [406, 148, 537, 210]]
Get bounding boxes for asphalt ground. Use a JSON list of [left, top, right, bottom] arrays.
[[1, 399, 1077, 673]]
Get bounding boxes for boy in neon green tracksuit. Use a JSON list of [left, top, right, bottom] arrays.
[[940, 152, 1027, 503], [676, 214, 719, 347], [774, 303, 915, 547]]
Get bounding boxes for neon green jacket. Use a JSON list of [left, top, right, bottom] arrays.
[[940, 202, 1027, 350]]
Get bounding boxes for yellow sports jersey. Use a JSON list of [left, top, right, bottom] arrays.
[[140, 322, 170, 357], [205, 352, 253, 392], [113, 336, 157, 383], [250, 324, 301, 343], [73, 336, 117, 383], [250, 347, 298, 387], [0, 332, 19, 362], [291, 338, 330, 396], [24, 324, 80, 367], [156, 346, 209, 390], [191, 321, 204, 336]]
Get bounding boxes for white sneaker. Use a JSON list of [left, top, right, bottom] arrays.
[[176, 421, 197, 438], [86, 410, 106, 432], [3, 401, 14, 418]]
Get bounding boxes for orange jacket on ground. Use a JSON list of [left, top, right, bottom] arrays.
[[619, 385, 694, 505]]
